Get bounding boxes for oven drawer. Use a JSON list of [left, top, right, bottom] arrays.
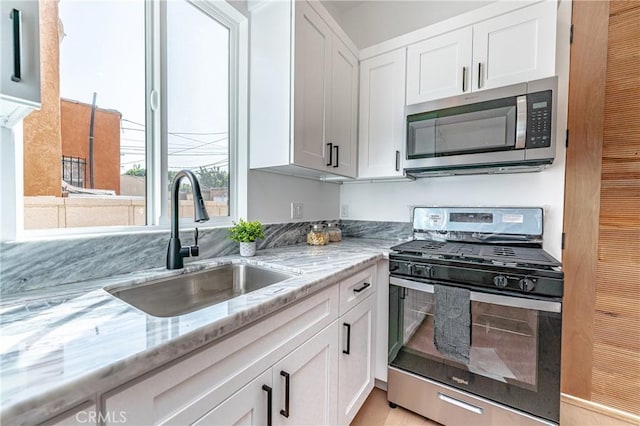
[[388, 367, 556, 426], [339, 266, 375, 315]]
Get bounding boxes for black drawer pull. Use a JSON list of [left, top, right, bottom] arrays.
[[262, 384, 272, 426], [280, 370, 290, 418], [326, 143, 333, 166], [353, 282, 371, 293], [343, 322, 351, 355]]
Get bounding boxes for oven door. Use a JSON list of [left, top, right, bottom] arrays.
[[389, 276, 561, 423]]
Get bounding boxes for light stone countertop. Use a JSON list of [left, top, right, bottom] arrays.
[[0, 238, 396, 424]]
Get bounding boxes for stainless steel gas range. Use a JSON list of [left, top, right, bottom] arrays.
[[387, 207, 563, 426]]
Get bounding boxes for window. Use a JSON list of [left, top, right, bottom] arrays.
[[61, 156, 86, 188], [9, 0, 246, 237], [166, 1, 230, 220]]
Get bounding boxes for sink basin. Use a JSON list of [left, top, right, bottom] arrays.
[[106, 263, 294, 317]]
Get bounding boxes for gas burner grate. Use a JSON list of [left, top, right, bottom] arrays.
[[421, 242, 447, 251], [492, 247, 517, 257]]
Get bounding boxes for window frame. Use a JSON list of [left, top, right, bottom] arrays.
[[0, 0, 247, 241]]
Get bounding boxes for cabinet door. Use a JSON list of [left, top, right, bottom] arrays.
[[338, 294, 376, 425], [1, 0, 40, 126], [0, 0, 40, 106], [193, 370, 272, 426], [358, 49, 406, 178], [328, 35, 358, 177], [273, 322, 339, 426], [472, 1, 556, 91], [406, 27, 472, 105], [293, 0, 331, 171]]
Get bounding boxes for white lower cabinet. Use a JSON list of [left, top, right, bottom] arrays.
[[43, 403, 97, 426], [338, 293, 376, 425], [193, 369, 272, 426], [273, 322, 339, 426], [103, 286, 339, 425], [102, 265, 380, 426]]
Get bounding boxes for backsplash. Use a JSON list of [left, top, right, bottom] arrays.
[[0, 220, 409, 297], [340, 220, 412, 241]]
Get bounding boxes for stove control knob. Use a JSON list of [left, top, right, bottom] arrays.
[[425, 265, 434, 278], [493, 275, 508, 288], [519, 278, 536, 292]]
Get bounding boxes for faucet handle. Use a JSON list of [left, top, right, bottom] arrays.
[[190, 228, 200, 257]]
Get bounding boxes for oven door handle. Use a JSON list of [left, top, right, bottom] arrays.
[[389, 276, 561, 313]]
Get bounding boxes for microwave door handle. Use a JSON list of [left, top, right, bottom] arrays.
[[515, 95, 527, 149]]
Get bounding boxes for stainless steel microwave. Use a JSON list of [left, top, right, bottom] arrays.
[[404, 76, 558, 177]]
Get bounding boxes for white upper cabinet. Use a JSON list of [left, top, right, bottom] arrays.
[[406, 27, 473, 105], [405, 1, 556, 104], [472, 1, 556, 91], [0, 0, 40, 128], [293, 1, 332, 172], [328, 35, 358, 177], [358, 49, 406, 178], [250, 0, 358, 179]]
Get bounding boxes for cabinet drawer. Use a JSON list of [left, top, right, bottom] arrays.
[[339, 266, 376, 315], [103, 285, 339, 425]]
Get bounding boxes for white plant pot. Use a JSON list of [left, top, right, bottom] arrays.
[[239, 242, 256, 257]]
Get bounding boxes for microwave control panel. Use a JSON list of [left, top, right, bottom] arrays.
[[526, 90, 553, 148]]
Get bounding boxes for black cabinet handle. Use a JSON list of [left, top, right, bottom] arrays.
[[343, 322, 351, 355], [477, 63, 482, 89], [326, 143, 333, 166], [462, 67, 467, 92], [395, 150, 400, 172], [333, 145, 339, 168], [11, 9, 22, 82], [262, 384, 272, 426], [280, 371, 290, 418], [353, 282, 370, 293]]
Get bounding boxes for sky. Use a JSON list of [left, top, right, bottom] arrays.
[[58, 0, 230, 175]]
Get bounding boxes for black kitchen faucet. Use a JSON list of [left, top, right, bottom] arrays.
[[166, 170, 210, 270]]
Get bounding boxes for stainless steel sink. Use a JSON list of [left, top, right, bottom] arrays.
[[106, 263, 294, 317]]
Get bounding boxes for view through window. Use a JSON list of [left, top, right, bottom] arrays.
[[167, 1, 230, 220], [22, 0, 231, 230]]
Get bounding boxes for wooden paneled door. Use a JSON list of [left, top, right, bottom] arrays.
[[562, 0, 640, 417]]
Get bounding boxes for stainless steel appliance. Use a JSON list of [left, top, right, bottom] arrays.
[[388, 207, 563, 425], [404, 77, 557, 177]]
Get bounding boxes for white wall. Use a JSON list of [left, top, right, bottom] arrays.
[[248, 170, 340, 223], [323, 0, 493, 48], [340, 0, 573, 260]]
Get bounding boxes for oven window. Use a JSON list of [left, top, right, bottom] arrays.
[[391, 287, 539, 391]]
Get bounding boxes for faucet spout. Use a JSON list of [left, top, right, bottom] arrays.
[[167, 170, 210, 269]]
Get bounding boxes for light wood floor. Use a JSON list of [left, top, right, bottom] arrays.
[[351, 388, 441, 426]]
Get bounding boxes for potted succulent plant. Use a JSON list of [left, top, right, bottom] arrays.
[[228, 219, 266, 257]]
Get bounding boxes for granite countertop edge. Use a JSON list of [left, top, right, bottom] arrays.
[[0, 238, 394, 424]]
